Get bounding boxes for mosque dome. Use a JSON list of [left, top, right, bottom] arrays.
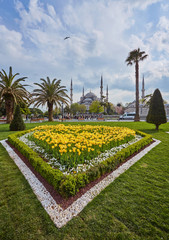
[[84, 92, 97, 99], [83, 97, 93, 103], [76, 76, 108, 112]]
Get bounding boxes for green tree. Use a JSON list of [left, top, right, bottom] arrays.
[[107, 102, 115, 115], [89, 101, 104, 114], [146, 89, 167, 130], [79, 104, 86, 114], [141, 94, 167, 106], [0, 66, 29, 123], [43, 111, 48, 118], [29, 108, 44, 118], [64, 105, 71, 114], [31, 77, 69, 121], [70, 103, 80, 115], [54, 106, 61, 116], [10, 105, 25, 131], [19, 101, 31, 116], [100, 98, 108, 114], [125, 48, 148, 121], [140, 94, 152, 106], [116, 103, 124, 115]]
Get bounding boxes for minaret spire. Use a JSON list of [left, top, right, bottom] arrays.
[[142, 75, 145, 99], [106, 85, 108, 102], [82, 87, 84, 98], [70, 78, 73, 105], [100, 75, 103, 102]]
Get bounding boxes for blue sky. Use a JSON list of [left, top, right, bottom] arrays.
[[1, 0, 169, 108]]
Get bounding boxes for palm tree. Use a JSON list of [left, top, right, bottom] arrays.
[[0, 66, 29, 123], [31, 77, 69, 121], [125, 48, 148, 121], [140, 94, 152, 106]]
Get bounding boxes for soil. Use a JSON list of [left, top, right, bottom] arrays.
[[7, 140, 154, 210]]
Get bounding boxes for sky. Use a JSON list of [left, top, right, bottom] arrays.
[[0, 0, 169, 109]]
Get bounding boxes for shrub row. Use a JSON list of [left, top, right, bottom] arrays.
[[8, 130, 152, 198]]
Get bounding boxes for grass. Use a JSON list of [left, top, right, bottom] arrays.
[[0, 121, 169, 239]]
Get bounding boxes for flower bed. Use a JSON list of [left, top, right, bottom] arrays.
[[8, 125, 153, 198], [26, 125, 136, 171]]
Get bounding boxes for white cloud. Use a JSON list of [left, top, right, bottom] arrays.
[[0, 0, 169, 106], [147, 16, 169, 55], [0, 24, 34, 66], [125, 14, 169, 100], [109, 89, 135, 105], [158, 16, 169, 30], [127, 0, 162, 10], [161, 3, 169, 11], [0, 25, 23, 54], [15, 0, 135, 63], [47, 4, 57, 18]]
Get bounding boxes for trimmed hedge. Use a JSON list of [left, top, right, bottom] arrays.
[[8, 129, 153, 198], [10, 105, 26, 131]]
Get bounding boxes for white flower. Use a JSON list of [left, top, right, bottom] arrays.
[[19, 133, 142, 174]]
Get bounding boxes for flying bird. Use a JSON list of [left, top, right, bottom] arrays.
[[64, 36, 70, 40]]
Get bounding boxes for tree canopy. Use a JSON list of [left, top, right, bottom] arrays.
[[89, 101, 104, 114], [0, 66, 29, 123], [31, 77, 69, 121], [10, 105, 26, 131], [146, 88, 167, 130], [126, 48, 148, 121]]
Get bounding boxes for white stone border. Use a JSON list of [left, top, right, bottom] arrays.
[[0, 139, 161, 228]]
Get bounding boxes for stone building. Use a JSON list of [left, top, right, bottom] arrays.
[[125, 76, 169, 117], [70, 76, 108, 111], [125, 101, 169, 117], [79, 91, 98, 111]]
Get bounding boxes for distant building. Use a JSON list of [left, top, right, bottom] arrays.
[[125, 100, 149, 116], [125, 76, 169, 117], [70, 76, 109, 111], [125, 101, 169, 117], [79, 91, 98, 111]]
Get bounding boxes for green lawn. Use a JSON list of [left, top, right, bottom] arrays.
[[0, 121, 169, 240]]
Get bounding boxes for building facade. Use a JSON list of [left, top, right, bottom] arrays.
[[125, 76, 169, 117], [71, 76, 108, 111], [79, 91, 98, 111], [125, 101, 169, 117]]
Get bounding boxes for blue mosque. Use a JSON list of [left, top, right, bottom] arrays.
[[70, 76, 108, 111], [69, 75, 169, 117]]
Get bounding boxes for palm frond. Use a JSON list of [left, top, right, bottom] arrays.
[[32, 77, 69, 109], [0, 66, 30, 104], [126, 48, 148, 65]]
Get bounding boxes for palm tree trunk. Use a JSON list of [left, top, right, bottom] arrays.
[[135, 61, 140, 122], [48, 102, 53, 121], [5, 96, 14, 123]]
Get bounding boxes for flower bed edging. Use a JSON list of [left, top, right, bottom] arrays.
[[1, 138, 160, 228], [8, 129, 153, 198]]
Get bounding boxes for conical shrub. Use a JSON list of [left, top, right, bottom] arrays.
[[10, 105, 26, 131], [146, 88, 167, 130]]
